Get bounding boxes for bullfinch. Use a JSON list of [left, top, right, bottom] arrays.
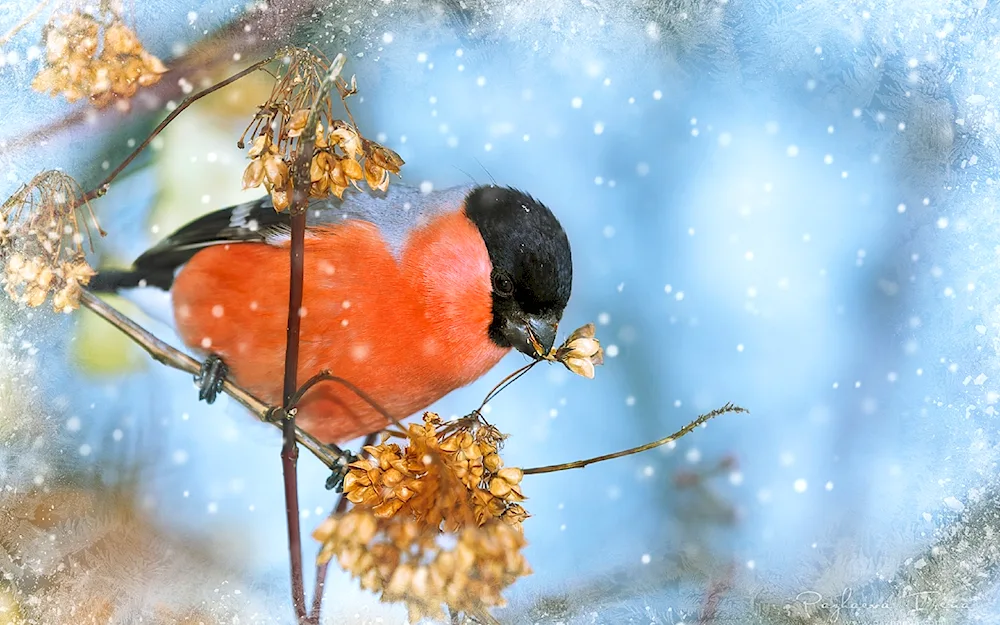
[[91, 184, 573, 444]]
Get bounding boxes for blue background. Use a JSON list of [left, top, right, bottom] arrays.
[[2, 0, 998, 622]]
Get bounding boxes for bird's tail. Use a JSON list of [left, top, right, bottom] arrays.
[[88, 268, 174, 293]]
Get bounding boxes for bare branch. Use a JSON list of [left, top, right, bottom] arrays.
[[77, 289, 344, 472], [0, 1, 325, 155], [79, 57, 272, 206], [279, 51, 348, 622], [522, 403, 748, 475], [289, 369, 402, 430], [307, 431, 379, 625]]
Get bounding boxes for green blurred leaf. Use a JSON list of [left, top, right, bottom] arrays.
[[71, 295, 148, 375]]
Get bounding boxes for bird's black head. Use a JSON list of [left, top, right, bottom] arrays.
[[464, 185, 573, 358]]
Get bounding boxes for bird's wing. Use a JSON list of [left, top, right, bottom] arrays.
[[121, 184, 477, 287], [131, 195, 290, 275]]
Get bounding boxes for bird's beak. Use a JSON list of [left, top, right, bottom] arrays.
[[502, 314, 558, 359]]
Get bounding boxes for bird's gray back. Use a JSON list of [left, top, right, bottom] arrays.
[[305, 183, 476, 257]]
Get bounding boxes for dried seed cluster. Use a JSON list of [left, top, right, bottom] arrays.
[[1, 171, 102, 313], [32, 10, 167, 110], [241, 51, 403, 211], [546, 323, 605, 378], [315, 511, 528, 624], [342, 413, 528, 530], [313, 413, 531, 623], [4, 253, 94, 312]]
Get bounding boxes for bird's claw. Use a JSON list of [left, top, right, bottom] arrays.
[[195, 354, 228, 404], [325, 447, 359, 492]]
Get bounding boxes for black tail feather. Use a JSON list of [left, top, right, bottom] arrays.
[[88, 268, 174, 293]]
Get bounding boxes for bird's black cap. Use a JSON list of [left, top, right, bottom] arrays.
[[464, 185, 573, 356]]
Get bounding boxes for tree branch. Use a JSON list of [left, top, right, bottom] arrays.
[[279, 52, 347, 623], [307, 431, 379, 625], [1, 0, 324, 155], [79, 58, 271, 205], [77, 289, 345, 472]]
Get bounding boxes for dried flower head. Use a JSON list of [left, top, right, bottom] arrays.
[[545, 322, 605, 378], [1, 171, 103, 313], [240, 49, 404, 211], [314, 413, 530, 622], [342, 413, 526, 532], [90, 21, 167, 109], [32, 10, 166, 110], [315, 511, 529, 624]]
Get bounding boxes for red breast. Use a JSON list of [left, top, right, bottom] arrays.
[[170, 208, 509, 443]]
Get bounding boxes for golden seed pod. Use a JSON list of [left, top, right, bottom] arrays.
[[33, 11, 167, 108], [239, 54, 404, 209], [547, 322, 605, 378]]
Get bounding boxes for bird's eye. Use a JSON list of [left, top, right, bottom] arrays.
[[492, 270, 514, 297]]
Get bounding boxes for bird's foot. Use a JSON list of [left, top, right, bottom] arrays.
[[194, 354, 228, 404], [325, 444, 359, 492]]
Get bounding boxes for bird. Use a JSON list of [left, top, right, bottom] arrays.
[[90, 184, 573, 445]]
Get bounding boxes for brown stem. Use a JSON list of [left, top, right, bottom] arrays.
[[522, 403, 748, 475], [79, 58, 271, 205], [288, 369, 401, 429], [478, 360, 539, 410], [77, 289, 344, 471], [282, 208, 307, 621], [307, 431, 379, 624], [279, 52, 347, 624], [1, 0, 324, 155]]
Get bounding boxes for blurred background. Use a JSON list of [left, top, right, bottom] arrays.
[[1, 0, 999, 623]]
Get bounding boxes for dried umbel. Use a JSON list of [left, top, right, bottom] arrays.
[[314, 511, 529, 624], [313, 413, 531, 622], [31, 10, 167, 110], [0, 171, 103, 313], [545, 322, 605, 378], [240, 50, 404, 210], [342, 412, 528, 531]]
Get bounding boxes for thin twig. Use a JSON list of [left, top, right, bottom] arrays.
[[0, 0, 52, 48], [79, 57, 271, 206], [288, 369, 402, 430], [77, 289, 344, 471], [478, 360, 539, 410], [307, 430, 378, 624], [279, 51, 347, 623], [1, 0, 324, 155], [522, 403, 748, 475]]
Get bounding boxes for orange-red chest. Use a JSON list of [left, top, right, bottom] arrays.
[[170, 210, 509, 443]]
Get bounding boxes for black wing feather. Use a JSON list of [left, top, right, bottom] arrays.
[[91, 197, 291, 292], [134, 197, 290, 269]]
